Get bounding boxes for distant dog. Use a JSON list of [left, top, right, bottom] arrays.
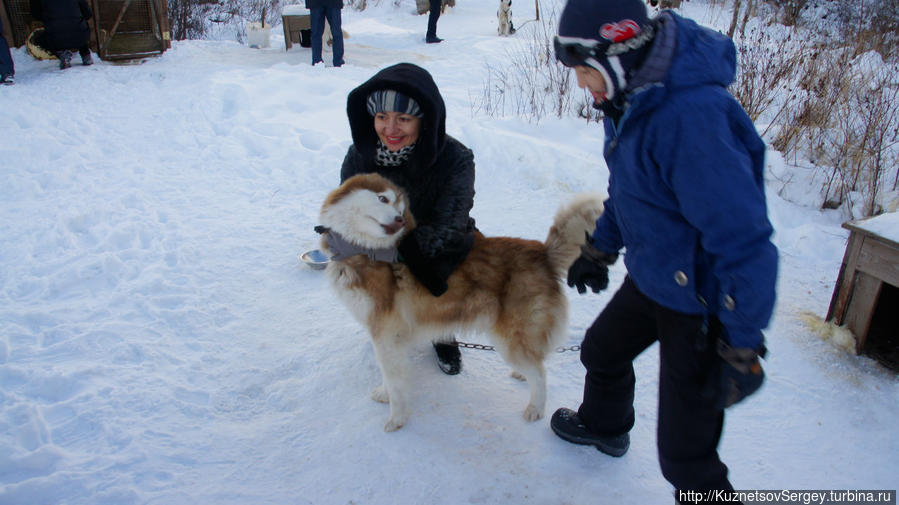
[[323, 19, 350, 47], [497, 0, 515, 36], [648, 0, 682, 7], [318, 173, 603, 431]]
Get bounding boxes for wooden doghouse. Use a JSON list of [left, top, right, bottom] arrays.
[[1, 0, 169, 60], [92, 0, 170, 60], [827, 213, 899, 368], [281, 4, 310, 51]]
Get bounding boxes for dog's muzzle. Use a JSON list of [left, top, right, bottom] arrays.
[[381, 216, 405, 235]]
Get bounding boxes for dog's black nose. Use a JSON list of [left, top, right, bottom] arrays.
[[395, 216, 404, 225]]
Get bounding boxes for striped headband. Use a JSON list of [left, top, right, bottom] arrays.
[[366, 89, 423, 118]]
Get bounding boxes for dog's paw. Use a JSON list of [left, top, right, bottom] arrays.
[[523, 404, 544, 422], [510, 371, 526, 382], [371, 385, 390, 403], [384, 417, 406, 432]]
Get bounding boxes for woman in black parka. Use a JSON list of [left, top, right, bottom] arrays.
[[30, 0, 93, 69], [341, 62, 477, 375]]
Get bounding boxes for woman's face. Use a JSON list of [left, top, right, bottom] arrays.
[[374, 111, 421, 152]]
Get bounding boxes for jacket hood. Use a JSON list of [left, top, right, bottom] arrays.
[[627, 12, 737, 106], [664, 12, 736, 90], [346, 63, 447, 167]]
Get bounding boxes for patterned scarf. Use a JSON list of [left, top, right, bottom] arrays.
[[375, 141, 416, 167]]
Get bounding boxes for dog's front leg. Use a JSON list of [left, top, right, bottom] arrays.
[[370, 332, 412, 432]]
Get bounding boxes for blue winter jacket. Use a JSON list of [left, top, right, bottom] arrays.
[[591, 12, 778, 349]]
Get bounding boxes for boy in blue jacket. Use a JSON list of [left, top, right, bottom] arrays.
[[550, 0, 778, 501]]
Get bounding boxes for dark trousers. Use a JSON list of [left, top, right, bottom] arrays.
[[309, 7, 344, 66], [1, 26, 15, 76], [426, 0, 440, 38], [578, 276, 733, 493]]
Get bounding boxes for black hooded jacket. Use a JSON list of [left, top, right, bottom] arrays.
[[30, 0, 92, 51], [341, 63, 476, 296]]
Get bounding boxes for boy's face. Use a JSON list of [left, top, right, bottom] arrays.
[[574, 65, 609, 104]]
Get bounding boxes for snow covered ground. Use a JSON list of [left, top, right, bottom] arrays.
[[1, 1, 896, 504]]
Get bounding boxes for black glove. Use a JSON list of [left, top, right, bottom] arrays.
[[717, 339, 766, 409], [566, 234, 619, 294], [398, 233, 449, 297]]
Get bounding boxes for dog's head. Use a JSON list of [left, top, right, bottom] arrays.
[[319, 173, 415, 250]]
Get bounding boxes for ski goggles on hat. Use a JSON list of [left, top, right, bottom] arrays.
[[553, 36, 608, 68], [554, 25, 655, 68]]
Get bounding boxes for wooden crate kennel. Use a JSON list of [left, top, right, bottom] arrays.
[[1, 0, 170, 60], [827, 214, 899, 364]]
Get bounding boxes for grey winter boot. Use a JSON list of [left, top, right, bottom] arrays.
[[57, 50, 73, 70], [80, 49, 93, 66]]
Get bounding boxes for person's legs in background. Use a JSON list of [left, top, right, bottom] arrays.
[[309, 7, 326, 65], [426, 0, 442, 43], [323, 6, 344, 67], [78, 45, 93, 65], [0, 25, 14, 84]]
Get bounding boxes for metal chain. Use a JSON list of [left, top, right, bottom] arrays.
[[456, 341, 581, 354]]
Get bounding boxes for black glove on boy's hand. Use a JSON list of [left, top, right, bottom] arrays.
[[717, 339, 766, 409], [567, 234, 619, 294]]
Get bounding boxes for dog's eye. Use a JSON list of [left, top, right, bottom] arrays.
[[378, 195, 389, 204]]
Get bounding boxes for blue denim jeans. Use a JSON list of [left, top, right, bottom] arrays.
[[0, 25, 14, 77], [309, 7, 344, 66]]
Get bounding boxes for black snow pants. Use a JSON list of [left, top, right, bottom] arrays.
[[426, 0, 440, 39], [578, 275, 735, 494]]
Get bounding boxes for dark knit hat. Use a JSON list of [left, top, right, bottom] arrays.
[[366, 89, 424, 117], [555, 0, 654, 102]]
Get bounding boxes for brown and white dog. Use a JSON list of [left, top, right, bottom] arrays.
[[319, 173, 603, 431]]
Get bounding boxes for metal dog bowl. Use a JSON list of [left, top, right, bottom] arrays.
[[300, 249, 330, 270]]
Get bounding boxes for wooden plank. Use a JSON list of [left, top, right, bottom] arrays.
[[104, 0, 134, 49], [855, 238, 899, 287], [844, 271, 883, 352], [844, 221, 899, 250], [103, 31, 162, 56], [827, 231, 865, 324]]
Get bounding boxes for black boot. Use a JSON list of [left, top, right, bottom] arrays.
[[433, 341, 461, 375], [550, 408, 630, 457]]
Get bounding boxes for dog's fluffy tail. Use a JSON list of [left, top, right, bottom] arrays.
[[544, 193, 605, 277]]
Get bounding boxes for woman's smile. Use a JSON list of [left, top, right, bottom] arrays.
[[374, 111, 421, 151]]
